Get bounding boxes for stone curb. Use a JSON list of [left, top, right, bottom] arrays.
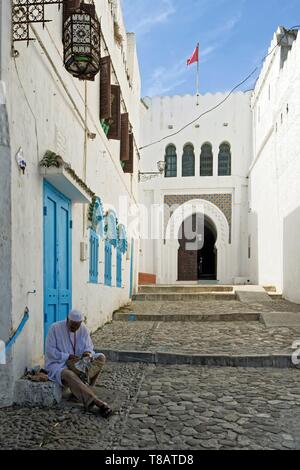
[[13, 379, 62, 406], [96, 349, 298, 369], [113, 313, 260, 322], [138, 286, 234, 293]]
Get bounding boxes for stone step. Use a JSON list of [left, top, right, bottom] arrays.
[[96, 349, 296, 368], [14, 379, 62, 407], [138, 285, 234, 293], [269, 293, 283, 300], [132, 292, 236, 301], [260, 312, 300, 328], [263, 286, 277, 293], [113, 311, 259, 322], [235, 289, 273, 303]]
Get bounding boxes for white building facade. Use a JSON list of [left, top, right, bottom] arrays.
[[139, 26, 300, 303], [139, 92, 253, 285], [249, 27, 300, 303], [0, 0, 141, 406]]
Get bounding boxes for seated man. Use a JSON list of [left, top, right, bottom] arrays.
[[45, 309, 112, 418]]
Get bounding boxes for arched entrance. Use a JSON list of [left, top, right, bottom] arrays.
[[163, 199, 231, 284], [178, 214, 217, 281]]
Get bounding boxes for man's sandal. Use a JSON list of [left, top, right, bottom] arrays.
[[98, 403, 113, 419]]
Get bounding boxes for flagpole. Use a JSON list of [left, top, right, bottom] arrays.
[[196, 42, 200, 106]]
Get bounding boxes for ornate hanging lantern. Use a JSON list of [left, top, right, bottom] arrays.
[[63, 2, 101, 81]]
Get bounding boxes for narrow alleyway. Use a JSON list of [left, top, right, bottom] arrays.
[[1, 295, 300, 450], [1, 0, 300, 455]]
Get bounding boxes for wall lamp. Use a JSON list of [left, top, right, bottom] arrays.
[[138, 161, 166, 182]]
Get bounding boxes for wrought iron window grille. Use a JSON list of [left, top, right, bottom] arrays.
[[12, 0, 63, 48]]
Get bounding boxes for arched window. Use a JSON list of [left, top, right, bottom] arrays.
[[218, 142, 231, 176], [200, 143, 213, 176], [165, 144, 177, 178], [182, 144, 195, 177]]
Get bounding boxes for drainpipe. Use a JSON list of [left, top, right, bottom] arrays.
[[0, 0, 2, 81]]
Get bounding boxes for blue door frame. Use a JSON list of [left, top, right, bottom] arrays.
[[43, 181, 72, 341]]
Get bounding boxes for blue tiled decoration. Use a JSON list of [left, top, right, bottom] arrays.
[[164, 193, 232, 243]]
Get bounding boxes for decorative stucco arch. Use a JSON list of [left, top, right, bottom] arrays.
[[163, 199, 231, 284]]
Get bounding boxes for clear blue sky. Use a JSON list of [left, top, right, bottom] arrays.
[[122, 0, 299, 97]]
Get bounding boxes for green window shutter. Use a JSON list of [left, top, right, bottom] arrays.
[[120, 113, 129, 161], [108, 85, 121, 140], [100, 56, 112, 121], [123, 132, 134, 174]]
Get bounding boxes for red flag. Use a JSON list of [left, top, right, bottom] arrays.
[[187, 44, 199, 66]]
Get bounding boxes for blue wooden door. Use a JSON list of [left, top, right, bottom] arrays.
[[44, 182, 72, 340]]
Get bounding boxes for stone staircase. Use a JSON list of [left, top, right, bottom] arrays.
[[133, 284, 236, 301], [96, 284, 300, 370], [114, 285, 282, 323], [132, 284, 281, 302]]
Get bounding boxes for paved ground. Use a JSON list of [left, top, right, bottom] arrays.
[[1, 298, 300, 450], [92, 320, 300, 355], [116, 300, 300, 316], [1, 363, 300, 450]]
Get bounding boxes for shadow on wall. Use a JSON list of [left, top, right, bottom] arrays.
[[249, 211, 259, 285], [283, 207, 300, 304]]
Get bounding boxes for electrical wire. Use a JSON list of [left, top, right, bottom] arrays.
[[139, 25, 300, 151]]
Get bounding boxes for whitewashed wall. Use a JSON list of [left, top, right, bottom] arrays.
[[0, 0, 140, 405], [250, 28, 300, 301], [139, 92, 252, 284], [0, 80, 13, 406]]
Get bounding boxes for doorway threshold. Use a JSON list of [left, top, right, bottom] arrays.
[[197, 280, 219, 285]]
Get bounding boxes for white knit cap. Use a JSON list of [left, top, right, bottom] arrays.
[[68, 310, 83, 322]]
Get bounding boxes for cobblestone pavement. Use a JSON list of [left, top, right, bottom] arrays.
[[0, 363, 142, 450], [2, 299, 300, 450], [92, 321, 300, 355], [1, 363, 300, 450], [117, 365, 300, 450], [117, 300, 300, 316]]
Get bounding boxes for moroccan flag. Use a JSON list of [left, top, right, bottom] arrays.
[[187, 44, 199, 66]]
